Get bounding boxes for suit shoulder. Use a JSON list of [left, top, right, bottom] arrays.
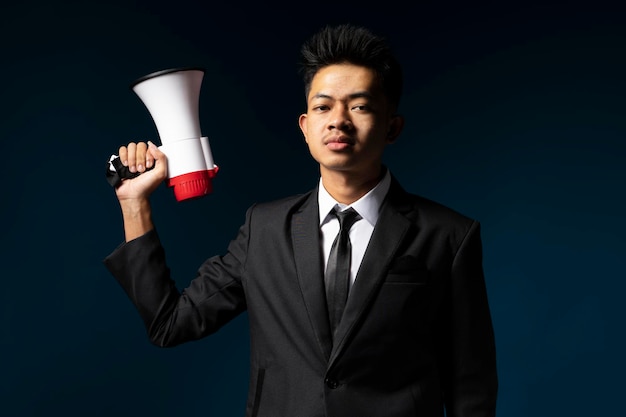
[[389, 174, 476, 226], [415, 193, 473, 221], [396, 191, 479, 234], [398, 192, 482, 250], [247, 191, 314, 219]]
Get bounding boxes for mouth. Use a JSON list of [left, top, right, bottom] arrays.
[[324, 136, 354, 150]]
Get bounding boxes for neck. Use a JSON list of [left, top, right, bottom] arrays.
[[321, 165, 384, 205]]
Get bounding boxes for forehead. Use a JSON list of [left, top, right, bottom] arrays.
[[308, 64, 383, 100]]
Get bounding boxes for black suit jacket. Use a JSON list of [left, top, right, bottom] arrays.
[[104, 175, 498, 417]]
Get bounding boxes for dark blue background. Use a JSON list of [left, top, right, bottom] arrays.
[[1, 1, 624, 416]]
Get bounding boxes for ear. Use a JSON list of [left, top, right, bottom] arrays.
[[385, 115, 405, 144], [298, 113, 309, 143]]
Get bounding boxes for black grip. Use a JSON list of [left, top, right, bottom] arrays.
[[105, 155, 154, 188]]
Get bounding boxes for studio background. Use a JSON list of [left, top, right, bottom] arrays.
[[1, 1, 623, 416]]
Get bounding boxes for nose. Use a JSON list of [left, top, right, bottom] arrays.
[[328, 106, 353, 131]]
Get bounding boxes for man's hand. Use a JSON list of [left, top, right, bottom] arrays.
[[115, 141, 168, 202], [114, 141, 168, 241]]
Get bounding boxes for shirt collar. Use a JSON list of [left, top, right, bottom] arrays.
[[318, 169, 391, 227]]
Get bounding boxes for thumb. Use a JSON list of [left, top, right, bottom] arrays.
[[147, 141, 166, 160], [147, 141, 168, 179]]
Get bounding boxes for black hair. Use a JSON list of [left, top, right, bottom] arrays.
[[299, 24, 403, 112]]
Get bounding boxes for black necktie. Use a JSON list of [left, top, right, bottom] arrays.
[[325, 207, 360, 336]]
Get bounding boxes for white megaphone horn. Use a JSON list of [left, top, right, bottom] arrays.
[[130, 67, 218, 201]]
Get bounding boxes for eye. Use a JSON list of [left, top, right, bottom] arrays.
[[351, 105, 370, 112], [313, 104, 330, 112]]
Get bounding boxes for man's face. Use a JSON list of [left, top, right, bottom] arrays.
[[299, 63, 402, 178]]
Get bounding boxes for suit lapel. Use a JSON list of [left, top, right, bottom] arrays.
[[291, 189, 334, 362], [329, 178, 415, 363]]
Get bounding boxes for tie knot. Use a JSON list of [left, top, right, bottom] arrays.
[[334, 207, 360, 231]]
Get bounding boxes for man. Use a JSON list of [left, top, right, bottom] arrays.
[[105, 24, 498, 417]]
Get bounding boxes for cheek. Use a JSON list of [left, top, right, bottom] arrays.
[[303, 119, 324, 140], [360, 122, 385, 142]]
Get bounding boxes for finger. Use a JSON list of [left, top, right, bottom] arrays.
[[145, 143, 154, 169], [126, 142, 137, 173], [136, 142, 148, 172], [118, 146, 128, 167]]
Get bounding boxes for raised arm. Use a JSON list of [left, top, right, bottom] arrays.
[[114, 141, 168, 241]]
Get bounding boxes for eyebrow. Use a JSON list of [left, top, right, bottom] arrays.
[[311, 91, 374, 101]]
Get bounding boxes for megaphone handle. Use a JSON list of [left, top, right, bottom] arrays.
[[105, 154, 155, 188]]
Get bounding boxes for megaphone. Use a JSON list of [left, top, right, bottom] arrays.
[[107, 67, 218, 201]]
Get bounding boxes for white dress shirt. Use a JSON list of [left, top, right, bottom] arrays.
[[318, 170, 391, 288]]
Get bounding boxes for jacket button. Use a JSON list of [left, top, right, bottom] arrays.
[[325, 378, 339, 389]]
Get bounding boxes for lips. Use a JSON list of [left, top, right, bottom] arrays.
[[324, 137, 354, 151], [324, 136, 354, 146]]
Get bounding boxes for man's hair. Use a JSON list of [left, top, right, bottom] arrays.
[[299, 24, 403, 112]]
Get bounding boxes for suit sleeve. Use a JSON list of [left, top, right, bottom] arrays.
[[103, 206, 253, 347], [443, 221, 498, 417]]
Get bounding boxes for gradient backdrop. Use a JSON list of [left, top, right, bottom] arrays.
[[1, 1, 624, 416]]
